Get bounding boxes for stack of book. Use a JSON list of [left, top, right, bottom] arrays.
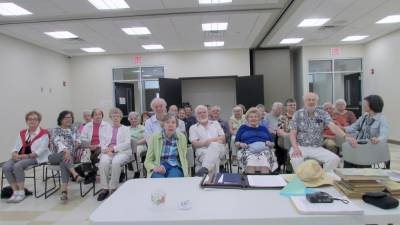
[[333, 168, 388, 198], [381, 180, 400, 198]]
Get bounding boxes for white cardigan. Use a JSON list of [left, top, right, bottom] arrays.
[[102, 125, 132, 155], [12, 128, 50, 164], [80, 121, 111, 148]]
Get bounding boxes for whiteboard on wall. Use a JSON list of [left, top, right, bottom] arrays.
[[181, 78, 236, 121]]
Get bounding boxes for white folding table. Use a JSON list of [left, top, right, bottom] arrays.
[[90, 177, 400, 225]]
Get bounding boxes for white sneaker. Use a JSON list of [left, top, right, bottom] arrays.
[[6, 193, 18, 203], [14, 191, 25, 203]]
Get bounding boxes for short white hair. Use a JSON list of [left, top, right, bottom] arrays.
[[128, 111, 140, 120], [271, 102, 283, 111], [232, 105, 243, 113], [195, 105, 208, 114], [82, 109, 91, 115], [303, 92, 319, 101], [335, 99, 347, 106], [210, 105, 221, 111], [150, 97, 167, 110], [322, 102, 333, 109]]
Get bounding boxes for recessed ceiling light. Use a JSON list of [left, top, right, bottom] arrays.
[[298, 18, 330, 27], [88, 0, 129, 10], [202, 22, 228, 31], [376, 15, 400, 24], [199, 0, 232, 5], [280, 38, 303, 44], [204, 41, 224, 47], [122, 27, 151, 35], [341, 35, 368, 42], [142, 44, 164, 50], [81, 47, 105, 53], [0, 2, 32, 16], [44, 31, 78, 39]]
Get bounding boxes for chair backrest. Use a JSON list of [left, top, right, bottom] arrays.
[[342, 141, 390, 165]]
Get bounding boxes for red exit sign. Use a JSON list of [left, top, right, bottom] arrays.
[[330, 47, 341, 56]]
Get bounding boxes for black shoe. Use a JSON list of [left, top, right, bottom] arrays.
[[195, 167, 209, 177], [119, 172, 126, 183], [133, 171, 140, 179], [97, 190, 109, 201], [127, 163, 134, 171], [219, 165, 226, 173]]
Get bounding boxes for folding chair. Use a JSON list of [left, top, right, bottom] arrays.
[[1, 162, 48, 198]]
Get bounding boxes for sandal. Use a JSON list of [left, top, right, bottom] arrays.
[[60, 191, 68, 202], [74, 174, 85, 182]]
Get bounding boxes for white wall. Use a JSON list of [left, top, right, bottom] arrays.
[[70, 49, 250, 117], [0, 34, 71, 161], [364, 30, 400, 141]]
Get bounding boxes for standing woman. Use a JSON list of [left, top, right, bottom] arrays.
[[48, 110, 84, 203], [3, 111, 50, 203], [97, 108, 132, 201]]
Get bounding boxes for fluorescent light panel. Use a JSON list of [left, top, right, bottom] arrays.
[[204, 41, 224, 47], [0, 2, 32, 16], [298, 18, 330, 27], [376, 15, 400, 24], [122, 27, 151, 35], [81, 47, 105, 53], [44, 31, 78, 39], [280, 38, 303, 44], [142, 44, 164, 50], [199, 0, 232, 4], [202, 22, 228, 31], [88, 0, 129, 10], [341, 35, 368, 42]]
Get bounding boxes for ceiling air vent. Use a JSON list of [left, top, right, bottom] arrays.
[[61, 37, 86, 44]]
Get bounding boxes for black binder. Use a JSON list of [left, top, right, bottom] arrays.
[[200, 173, 286, 190]]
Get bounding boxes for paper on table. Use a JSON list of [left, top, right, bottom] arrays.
[[247, 175, 287, 187], [290, 195, 364, 215], [218, 174, 224, 184]]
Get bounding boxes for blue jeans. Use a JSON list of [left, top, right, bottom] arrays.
[[151, 161, 183, 178]]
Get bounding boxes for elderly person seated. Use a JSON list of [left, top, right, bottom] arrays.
[[97, 108, 131, 201], [144, 98, 167, 142], [263, 102, 284, 135], [290, 93, 357, 172], [209, 105, 230, 141], [80, 108, 111, 184], [144, 114, 188, 178], [229, 105, 246, 164], [344, 95, 389, 168], [78, 110, 92, 134], [322, 102, 349, 154], [48, 111, 84, 203], [183, 104, 197, 136], [235, 107, 277, 174], [256, 104, 267, 119], [3, 111, 50, 203], [333, 99, 357, 125], [189, 105, 226, 176], [168, 105, 186, 135], [128, 112, 146, 161]]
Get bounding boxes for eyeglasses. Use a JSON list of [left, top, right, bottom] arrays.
[[64, 116, 73, 119], [27, 118, 39, 121]]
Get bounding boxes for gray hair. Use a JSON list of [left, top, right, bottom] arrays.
[[160, 113, 178, 128], [109, 107, 123, 118], [128, 111, 140, 120], [195, 105, 208, 114], [210, 105, 221, 111], [150, 97, 167, 110], [82, 109, 91, 115], [322, 102, 333, 109], [271, 102, 283, 111], [303, 92, 319, 101], [335, 99, 347, 106]]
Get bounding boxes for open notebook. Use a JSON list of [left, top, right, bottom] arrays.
[[200, 173, 287, 189]]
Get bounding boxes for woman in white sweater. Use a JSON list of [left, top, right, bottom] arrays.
[[2, 111, 50, 203], [97, 108, 132, 201]]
